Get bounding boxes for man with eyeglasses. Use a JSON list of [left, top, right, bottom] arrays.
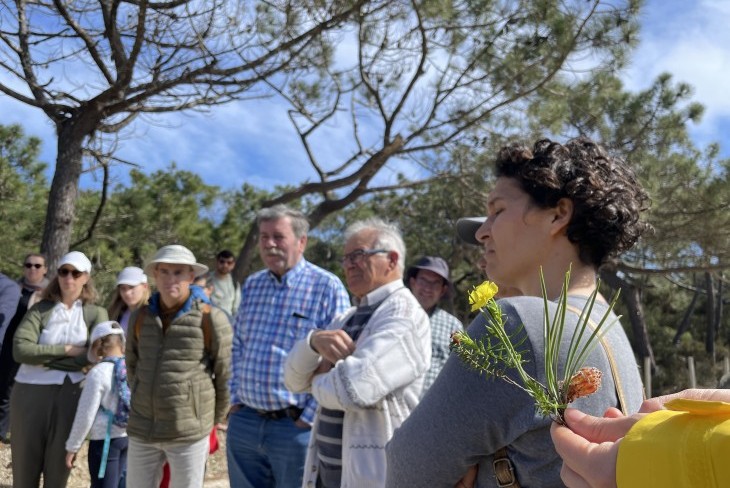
[[284, 218, 431, 488], [204, 249, 241, 317], [405, 256, 463, 395], [227, 205, 350, 488], [0, 253, 48, 443]]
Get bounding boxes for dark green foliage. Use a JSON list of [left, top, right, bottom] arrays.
[[0, 124, 48, 275]]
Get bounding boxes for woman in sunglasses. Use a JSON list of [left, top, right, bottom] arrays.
[[0, 253, 49, 443], [11, 251, 108, 488]]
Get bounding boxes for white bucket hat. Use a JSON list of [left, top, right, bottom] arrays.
[[87, 320, 126, 363], [58, 251, 92, 274], [116, 266, 147, 286], [144, 245, 208, 277]]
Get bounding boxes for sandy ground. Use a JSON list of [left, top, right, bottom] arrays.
[[0, 431, 230, 487]]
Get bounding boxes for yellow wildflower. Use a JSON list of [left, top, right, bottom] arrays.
[[468, 281, 499, 312]]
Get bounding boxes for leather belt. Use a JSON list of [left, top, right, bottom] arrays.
[[242, 404, 303, 421]]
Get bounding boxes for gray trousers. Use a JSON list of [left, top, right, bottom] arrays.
[[10, 377, 82, 488], [126, 435, 209, 488]]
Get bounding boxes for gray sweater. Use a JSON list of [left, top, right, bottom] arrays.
[[385, 295, 644, 488]]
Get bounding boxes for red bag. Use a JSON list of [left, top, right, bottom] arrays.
[[159, 427, 219, 488]]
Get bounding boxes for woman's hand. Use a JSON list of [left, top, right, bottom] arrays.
[[550, 408, 643, 488], [455, 465, 478, 488], [639, 388, 730, 412], [64, 344, 86, 357]]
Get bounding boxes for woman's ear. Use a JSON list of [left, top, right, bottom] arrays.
[[550, 198, 574, 236]]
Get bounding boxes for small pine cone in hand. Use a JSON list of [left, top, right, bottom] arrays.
[[564, 367, 603, 404]]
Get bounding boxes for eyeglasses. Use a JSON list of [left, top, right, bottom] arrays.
[[58, 268, 84, 279], [341, 249, 388, 265], [24, 263, 44, 269], [414, 276, 445, 289]]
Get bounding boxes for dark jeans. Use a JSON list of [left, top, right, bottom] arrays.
[[88, 437, 129, 488]]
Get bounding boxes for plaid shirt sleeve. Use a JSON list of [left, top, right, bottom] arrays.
[[421, 308, 463, 394]]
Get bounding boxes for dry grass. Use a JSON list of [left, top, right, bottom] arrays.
[[0, 430, 230, 487]]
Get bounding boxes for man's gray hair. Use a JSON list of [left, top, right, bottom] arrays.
[[344, 218, 406, 273], [257, 204, 310, 238]]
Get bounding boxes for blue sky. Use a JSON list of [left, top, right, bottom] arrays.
[[2, 0, 729, 192]]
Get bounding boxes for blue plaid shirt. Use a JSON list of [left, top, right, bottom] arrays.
[[230, 258, 350, 424], [421, 307, 463, 395]]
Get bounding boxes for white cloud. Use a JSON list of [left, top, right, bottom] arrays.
[[624, 0, 730, 145]]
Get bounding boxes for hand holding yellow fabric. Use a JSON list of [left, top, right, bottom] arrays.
[[551, 389, 730, 488]]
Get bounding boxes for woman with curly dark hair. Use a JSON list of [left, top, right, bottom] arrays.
[[387, 138, 650, 488]]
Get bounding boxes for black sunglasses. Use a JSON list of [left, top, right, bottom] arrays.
[[24, 263, 44, 269], [58, 268, 84, 279]]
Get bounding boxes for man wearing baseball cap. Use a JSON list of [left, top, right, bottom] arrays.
[[405, 256, 463, 395], [125, 245, 232, 488]]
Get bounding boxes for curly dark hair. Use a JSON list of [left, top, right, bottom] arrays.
[[494, 137, 651, 267]]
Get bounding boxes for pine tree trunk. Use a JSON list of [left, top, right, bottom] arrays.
[[601, 268, 655, 368], [705, 272, 716, 358], [233, 226, 259, 284], [40, 123, 86, 270]]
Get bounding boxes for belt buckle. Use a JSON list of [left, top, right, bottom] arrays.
[[256, 409, 279, 420], [493, 457, 516, 487]]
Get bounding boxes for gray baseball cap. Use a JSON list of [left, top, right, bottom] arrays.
[[455, 217, 486, 246]]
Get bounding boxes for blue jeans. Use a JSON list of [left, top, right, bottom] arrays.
[[88, 437, 128, 488], [226, 406, 311, 488]]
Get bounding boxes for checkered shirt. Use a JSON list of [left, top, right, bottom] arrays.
[[421, 307, 463, 394], [230, 258, 350, 424]]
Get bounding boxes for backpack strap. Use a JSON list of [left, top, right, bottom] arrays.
[[133, 306, 148, 344], [201, 304, 212, 354], [565, 304, 632, 414], [98, 410, 114, 479], [82, 304, 98, 332], [493, 447, 521, 487]]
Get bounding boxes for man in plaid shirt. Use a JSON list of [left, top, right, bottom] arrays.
[[405, 256, 463, 395], [227, 204, 350, 488]]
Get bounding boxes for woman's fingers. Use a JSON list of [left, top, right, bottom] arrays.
[[551, 420, 619, 488], [563, 408, 639, 443]]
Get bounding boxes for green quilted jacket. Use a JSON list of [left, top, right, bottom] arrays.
[[126, 300, 232, 442]]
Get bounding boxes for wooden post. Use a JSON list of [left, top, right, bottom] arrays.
[[643, 356, 652, 399], [687, 356, 696, 388], [724, 357, 729, 376]]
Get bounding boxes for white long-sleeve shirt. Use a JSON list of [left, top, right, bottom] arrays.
[[15, 300, 88, 385], [65, 361, 127, 452]]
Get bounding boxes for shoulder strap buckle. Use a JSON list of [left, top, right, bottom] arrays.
[[493, 447, 520, 487]]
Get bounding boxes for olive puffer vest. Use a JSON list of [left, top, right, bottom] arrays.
[[126, 300, 232, 442]]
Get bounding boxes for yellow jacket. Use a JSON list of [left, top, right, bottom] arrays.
[[618, 399, 730, 487]]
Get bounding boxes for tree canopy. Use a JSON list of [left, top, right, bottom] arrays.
[[0, 0, 371, 268]]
